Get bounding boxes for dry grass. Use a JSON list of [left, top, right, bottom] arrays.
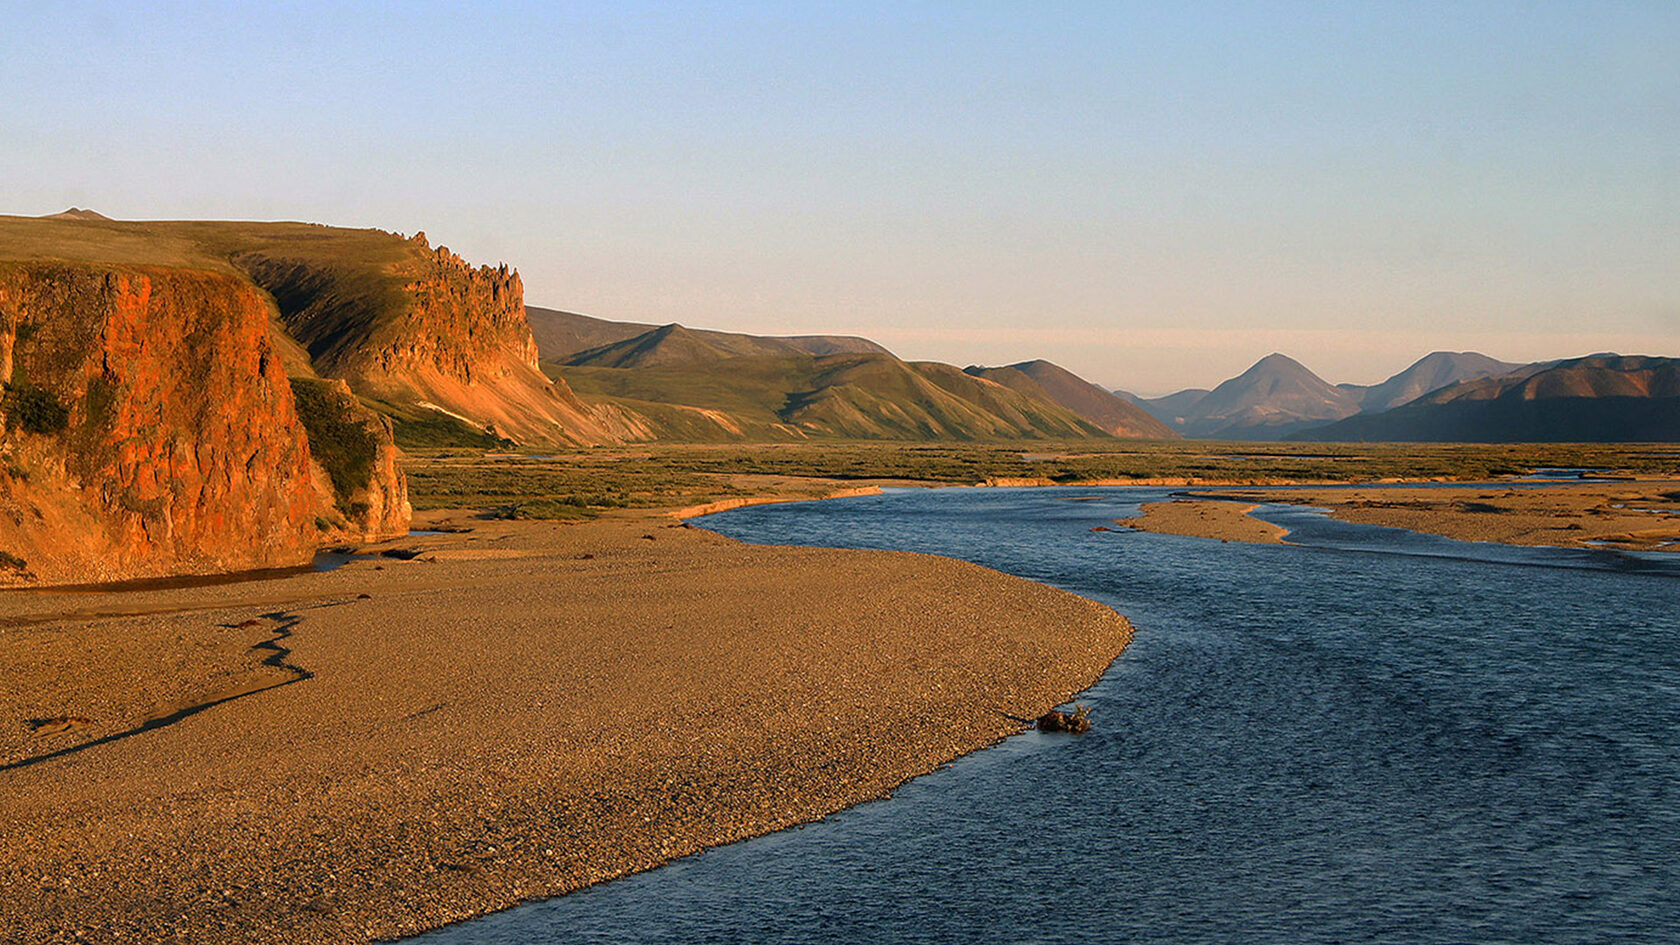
[[401, 441, 1680, 519]]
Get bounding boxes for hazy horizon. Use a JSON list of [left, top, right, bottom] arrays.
[[5, 2, 1676, 392]]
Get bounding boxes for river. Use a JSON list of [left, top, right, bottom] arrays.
[[412, 486, 1680, 944]]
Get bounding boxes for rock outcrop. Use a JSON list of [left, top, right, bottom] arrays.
[[238, 232, 635, 446], [0, 262, 406, 587]]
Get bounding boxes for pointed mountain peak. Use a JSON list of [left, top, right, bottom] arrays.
[[1249, 352, 1311, 372], [45, 207, 113, 221]]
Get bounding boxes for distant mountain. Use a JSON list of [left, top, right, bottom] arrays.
[[525, 308, 653, 361], [1152, 353, 1360, 439], [1134, 388, 1211, 427], [1137, 350, 1534, 439], [1354, 351, 1524, 411], [527, 307, 890, 364], [45, 207, 113, 221], [551, 324, 1111, 442], [965, 360, 1176, 438], [1294, 354, 1680, 442]]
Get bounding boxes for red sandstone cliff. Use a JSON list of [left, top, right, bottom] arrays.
[[238, 233, 643, 445], [0, 262, 407, 587]]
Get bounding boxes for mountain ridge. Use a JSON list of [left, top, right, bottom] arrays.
[[1292, 354, 1680, 442], [527, 306, 890, 364], [1138, 349, 1554, 440]]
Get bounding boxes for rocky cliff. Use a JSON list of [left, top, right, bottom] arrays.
[[0, 262, 406, 587], [237, 232, 637, 445]]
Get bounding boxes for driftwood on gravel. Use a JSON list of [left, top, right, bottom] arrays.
[[1035, 704, 1091, 733], [1002, 704, 1093, 733]]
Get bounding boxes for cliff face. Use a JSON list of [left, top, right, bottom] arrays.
[[238, 233, 635, 446], [0, 263, 406, 587], [385, 237, 537, 379]]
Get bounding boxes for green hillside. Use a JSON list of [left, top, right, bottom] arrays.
[[555, 337, 1110, 442]]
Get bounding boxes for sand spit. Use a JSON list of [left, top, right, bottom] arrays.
[[0, 511, 1129, 945], [669, 484, 885, 519], [979, 476, 1343, 488], [1115, 500, 1288, 544], [1102, 481, 1680, 550], [1190, 481, 1680, 551]]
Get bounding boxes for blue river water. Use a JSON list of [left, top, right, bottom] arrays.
[[413, 486, 1680, 944]]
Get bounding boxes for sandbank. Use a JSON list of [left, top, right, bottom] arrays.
[[0, 508, 1129, 944], [1115, 500, 1287, 544]]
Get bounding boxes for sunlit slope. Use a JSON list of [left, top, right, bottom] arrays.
[[966, 360, 1176, 439], [555, 333, 1112, 442], [0, 214, 630, 445]]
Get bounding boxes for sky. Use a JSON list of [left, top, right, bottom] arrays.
[[4, 2, 1677, 394]]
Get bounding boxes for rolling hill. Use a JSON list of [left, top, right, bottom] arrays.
[[964, 360, 1176, 438], [527, 307, 890, 363], [549, 322, 1117, 442]]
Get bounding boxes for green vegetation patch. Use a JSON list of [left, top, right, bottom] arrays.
[[2, 382, 70, 435], [403, 452, 719, 518], [494, 495, 631, 521], [388, 410, 512, 450], [290, 379, 378, 507], [401, 441, 1680, 521]]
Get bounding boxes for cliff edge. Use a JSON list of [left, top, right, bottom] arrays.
[[236, 232, 640, 445], [0, 262, 406, 587]]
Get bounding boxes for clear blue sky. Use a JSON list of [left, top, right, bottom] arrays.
[[4, 1, 1676, 392]]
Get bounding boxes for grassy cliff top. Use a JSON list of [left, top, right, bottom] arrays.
[[0, 214, 414, 272], [0, 214, 483, 384]]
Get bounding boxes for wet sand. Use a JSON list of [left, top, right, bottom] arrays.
[[0, 509, 1129, 944]]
